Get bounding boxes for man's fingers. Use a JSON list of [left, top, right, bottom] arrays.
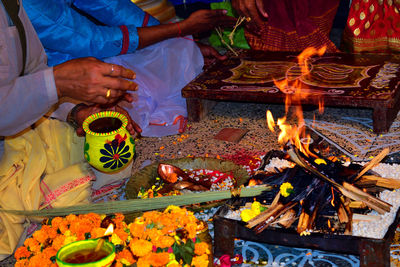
[[103, 63, 136, 80], [102, 77, 139, 92]]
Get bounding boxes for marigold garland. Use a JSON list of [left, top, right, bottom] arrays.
[[14, 206, 210, 267]]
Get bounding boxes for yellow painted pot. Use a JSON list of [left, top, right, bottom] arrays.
[[56, 239, 115, 267], [82, 111, 135, 173]]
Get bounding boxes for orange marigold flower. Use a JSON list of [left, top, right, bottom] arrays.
[[130, 239, 153, 257], [115, 249, 136, 265], [114, 228, 129, 242], [32, 228, 48, 244], [65, 214, 78, 224], [51, 235, 66, 251], [148, 252, 170, 267], [185, 223, 197, 239], [194, 242, 210, 255], [129, 222, 146, 238], [27, 253, 52, 267], [49, 217, 64, 230], [69, 218, 93, 240], [23, 238, 41, 254], [136, 255, 151, 267], [90, 227, 106, 239], [157, 235, 175, 249], [42, 247, 57, 259], [191, 254, 209, 267], [113, 213, 125, 224], [14, 246, 31, 260], [14, 258, 29, 267], [145, 228, 162, 243], [83, 213, 102, 226]]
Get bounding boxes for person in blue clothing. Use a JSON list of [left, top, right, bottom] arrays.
[[24, 0, 235, 137]]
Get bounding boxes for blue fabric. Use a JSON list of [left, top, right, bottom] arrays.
[[170, 0, 224, 5], [24, 0, 160, 66]]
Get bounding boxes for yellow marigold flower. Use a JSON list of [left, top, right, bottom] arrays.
[[111, 233, 124, 245], [165, 205, 181, 213], [240, 209, 257, 222], [14, 246, 31, 260], [166, 260, 181, 267], [315, 158, 327, 165], [157, 235, 175, 248], [251, 201, 262, 215], [130, 239, 153, 257], [194, 242, 210, 255], [280, 182, 294, 197], [191, 254, 209, 267], [63, 235, 77, 246], [149, 252, 170, 266]]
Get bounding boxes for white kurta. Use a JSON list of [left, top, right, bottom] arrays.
[[0, 1, 58, 158]]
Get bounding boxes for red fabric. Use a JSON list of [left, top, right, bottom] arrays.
[[119, 25, 129, 55], [245, 0, 340, 52], [342, 0, 400, 53], [142, 12, 150, 27]]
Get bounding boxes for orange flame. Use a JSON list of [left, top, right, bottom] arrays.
[[266, 46, 326, 157], [104, 224, 114, 236]]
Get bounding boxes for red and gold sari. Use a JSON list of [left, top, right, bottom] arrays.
[[342, 0, 400, 53], [245, 0, 340, 52]]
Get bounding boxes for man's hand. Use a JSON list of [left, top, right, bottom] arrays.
[[74, 104, 142, 138], [53, 57, 138, 105], [180, 9, 237, 36], [231, 0, 268, 35]]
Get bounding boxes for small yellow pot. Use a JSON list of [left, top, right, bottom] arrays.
[[83, 111, 135, 173], [56, 239, 115, 267]]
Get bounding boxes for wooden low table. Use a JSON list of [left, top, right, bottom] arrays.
[[182, 51, 400, 133]]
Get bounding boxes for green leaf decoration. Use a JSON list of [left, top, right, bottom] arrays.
[[209, 2, 250, 50]]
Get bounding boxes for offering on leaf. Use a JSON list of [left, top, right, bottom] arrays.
[[137, 163, 237, 198]]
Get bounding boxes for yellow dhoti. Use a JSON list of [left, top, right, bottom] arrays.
[[0, 119, 95, 260]]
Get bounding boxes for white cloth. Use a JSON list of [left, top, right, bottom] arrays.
[[51, 37, 204, 137], [0, 1, 58, 137], [105, 37, 204, 137]]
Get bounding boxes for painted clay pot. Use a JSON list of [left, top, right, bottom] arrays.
[[82, 111, 135, 173]]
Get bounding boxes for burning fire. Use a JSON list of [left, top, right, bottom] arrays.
[[104, 224, 114, 236], [266, 46, 326, 157]]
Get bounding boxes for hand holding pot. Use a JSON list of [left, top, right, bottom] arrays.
[[72, 104, 141, 138]]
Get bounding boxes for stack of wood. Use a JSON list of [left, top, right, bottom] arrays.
[[245, 147, 399, 235]]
